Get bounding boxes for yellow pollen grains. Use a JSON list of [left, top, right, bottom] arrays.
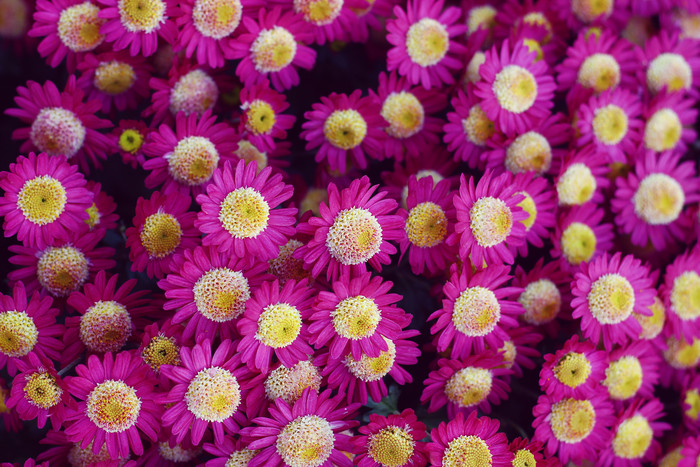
[[554, 352, 592, 388], [79, 300, 132, 353], [256, 303, 302, 348], [462, 104, 495, 146], [557, 163, 596, 206], [444, 366, 493, 408], [118, 0, 166, 33], [603, 355, 643, 400], [577, 53, 621, 93], [57, 2, 104, 52], [405, 18, 450, 67], [560, 222, 596, 266], [571, 0, 613, 23], [323, 109, 368, 150], [331, 295, 381, 339], [587, 273, 635, 324], [276, 415, 335, 467], [550, 398, 596, 443], [17, 176, 67, 226], [644, 109, 683, 152], [192, 0, 242, 39], [86, 380, 141, 433], [30, 107, 86, 158], [381, 92, 425, 139], [405, 201, 448, 248], [85, 203, 100, 229], [169, 69, 219, 116], [367, 426, 415, 467], [592, 105, 628, 145], [218, 187, 270, 239], [500, 340, 515, 369], [647, 53, 693, 93], [141, 334, 180, 373], [663, 336, 700, 369], [469, 196, 513, 248], [235, 140, 268, 172], [294, 0, 342, 26], [671, 270, 700, 320], [36, 246, 89, 296], [505, 132, 552, 174], [686, 389, 700, 421], [522, 39, 544, 62], [24, 371, 62, 409], [326, 208, 383, 265], [467, 6, 497, 35], [251, 27, 297, 73], [634, 173, 685, 225], [265, 360, 322, 404], [517, 192, 537, 231], [244, 100, 277, 135], [519, 279, 562, 325], [442, 435, 493, 467], [0, 311, 38, 357], [94, 60, 136, 95], [185, 366, 241, 422], [166, 136, 220, 186], [193, 267, 250, 322], [344, 339, 396, 382], [119, 129, 144, 154], [612, 415, 653, 460], [452, 286, 501, 337], [512, 449, 537, 467], [227, 448, 259, 466], [139, 212, 183, 259], [634, 296, 665, 340], [493, 65, 538, 114], [465, 52, 487, 85]]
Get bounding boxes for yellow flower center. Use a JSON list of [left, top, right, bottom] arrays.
[[251, 26, 297, 73], [647, 53, 693, 93], [277, 415, 335, 467], [588, 273, 635, 324], [405, 18, 449, 68], [244, 100, 277, 135], [85, 203, 100, 229], [571, 0, 613, 23], [633, 173, 685, 225], [452, 286, 501, 337], [24, 371, 62, 409], [523, 12, 553, 41], [226, 449, 259, 466], [517, 192, 537, 231], [139, 212, 183, 259], [256, 303, 302, 348], [79, 300, 132, 353], [234, 140, 268, 172], [294, 0, 342, 26], [577, 53, 621, 93], [644, 108, 682, 152], [505, 131, 552, 174], [554, 352, 592, 388], [193, 267, 250, 322], [671, 270, 700, 320], [612, 415, 653, 460], [519, 279, 562, 325], [332, 295, 381, 339], [265, 360, 322, 404], [469, 196, 513, 248], [367, 426, 415, 467], [493, 65, 538, 114], [686, 389, 700, 421], [268, 239, 308, 284], [557, 163, 596, 206], [169, 69, 218, 117], [659, 447, 683, 467], [603, 355, 643, 400], [592, 104, 628, 145], [445, 366, 493, 408], [30, 107, 86, 158], [677, 13, 700, 40], [0, 311, 37, 358], [17, 175, 67, 226], [344, 339, 396, 382], [118, 0, 166, 33], [499, 340, 517, 369], [465, 52, 486, 85], [66, 442, 118, 466], [442, 435, 493, 467], [550, 398, 596, 443], [664, 336, 700, 369], [86, 380, 141, 433], [218, 187, 270, 239], [462, 104, 495, 146], [141, 334, 180, 373], [560, 222, 597, 266], [512, 449, 537, 467], [192, 0, 242, 39], [57, 2, 104, 52], [326, 207, 383, 265], [185, 366, 241, 422], [323, 109, 368, 150], [119, 128, 144, 154], [37, 246, 89, 296], [467, 6, 497, 35], [522, 39, 544, 62], [94, 60, 136, 95], [405, 201, 447, 248], [634, 296, 665, 339], [167, 136, 220, 186], [381, 91, 425, 139]]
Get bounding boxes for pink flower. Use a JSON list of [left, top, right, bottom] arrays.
[[352, 409, 428, 467], [539, 335, 607, 399], [239, 79, 295, 152]]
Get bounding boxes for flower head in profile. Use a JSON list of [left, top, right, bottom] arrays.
[[352, 409, 428, 467]]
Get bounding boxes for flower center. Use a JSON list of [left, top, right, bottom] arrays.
[[119, 128, 144, 154], [445, 366, 492, 408], [193, 267, 250, 322], [344, 339, 396, 382], [519, 279, 562, 325], [323, 109, 368, 150], [465, 52, 486, 84], [577, 53, 621, 92], [603, 355, 642, 400], [30, 107, 86, 158], [57, 2, 104, 52], [244, 100, 277, 135], [37, 246, 89, 296], [560, 222, 596, 265], [169, 69, 218, 117], [647, 53, 692, 93], [277, 415, 334, 467], [332, 295, 381, 340], [405, 201, 447, 248], [571, 0, 613, 23], [157, 443, 201, 463], [367, 426, 415, 467], [294, 0, 342, 26], [405, 18, 449, 67], [505, 131, 552, 174], [517, 192, 537, 231], [85, 203, 100, 228], [269, 239, 308, 284], [94, 60, 136, 95], [24, 371, 62, 409], [554, 352, 592, 388], [634, 296, 665, 340], [227, 449, 259, 466], [139, 212, 182, 259], [234, 140, 268, 171], [118, 0, 166, 33], [256, 303, 302, 348], [462, 104, 495, 146], [513, 450, 537, 467], [633, 173, 685, 225], [592, 105, 628, 145], [686, 389, 700, 421], [218, 187, 270, 239], [79, 300, 132, 353], [17, 175, 67, 226], [381, 91, 425, 139], [671, 270, 700, 320], [493, 65, 538, 114], [251, 27, 297, 73], [523, 12, 552, 39], [86, 380, 141, 433], [550, 398, 596, 443], [557, 163, 596, 206], [644, 109, 682, 152], [612, 415, 653, 460], [452, 286, 501, 337], [166, 136, 220, 186], [185, 366, 241, 422], [265, 360, 322, 404], [587, 273, 635, 325], [0, 311, 37, 358], [442, 435, 492, 467], [141, 334, 180, 373], [664, 337, 700, 369], [467, 6, 497, 35], [326, 207, 383, 265], [499, 340, 517, 368], [192, 0, 242, 39], [469, 196, 513, 248]]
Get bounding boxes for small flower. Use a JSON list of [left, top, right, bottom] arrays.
[[443, 87, 497, 168], [137, 319, 183, 378], [660, 248, 700, 342], [539, 335, 607, 399], [113, 119, 149, 168], [286, 0, 363, 45], [633, 292, 666, 340], [513, 258, 571, 327], [268, 238, 311, 286], [602, 341, 660, 403], [551, 203, 614, 270], [498, 324, 542, 379], [239, 79, 295, 152], [203, 436, 259, 467], [638, 30, 700, 97], [555, 144, 611, 207], [83, 181, 118, 233], [352, 409, 428, 467], [552, 0, 627, 31], [509, 172, 557, 257], [641, 90, 698, 156]]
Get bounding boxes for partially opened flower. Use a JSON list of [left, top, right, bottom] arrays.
[[660, 248, 700, 342], [352, 409, 428, 467], [555, 144, 611, 207], [508, 437, 552, 467], [602, 341, 660, 403], [443, 87, 497, 168], [514, 258, 571, 327], [641, 90, 697, 156], [539, 335, 607, 399], [114, 119, 149, 168], [239, 79, 295, 152], [279, 0, 364, 45], [510, 172, 557, 258], [551, 203, 614, 270], [638, 30, 700, 97]]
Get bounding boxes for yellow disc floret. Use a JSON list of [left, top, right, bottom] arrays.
[[519, 279, 562, 325], [571, 0, 613, 23], [36, 246, 89, 296], [344, 339, 396, 382], [467, 6, 497, 35], [381, 92, 425, 139], [469, 196, 513, 247], [169, 69, 218, 116], [139, 212, 182, 259], [185, 366, 241, 422], [332, 295, 381, 340], [30, 107, 86, 158], [612, 415, 653, 460], [193, 267, 250, 322], [557, 163, 596, 206], [592, 105, 628, 145], [256, 303, 302, 348], [94, 60, 136, 95], [452, 286, 501, 337], [24, 371, 62, 409], [517, 192, 537, 231], [505, 131, 552, 174], [647, 53, 693, 93], [405, 201, 447, 248], [554, 352, 592, 388], [603, 355, 643, 400], [634, 296, 665, 340], [79, 300, 132, 353], [685, 389, 700, 421], [664, 336, 700, 369], [671, 271, 700, 320], [141, 334, 180, 373], [405, 18, 449, 67], [86, 380, 141, 433], [119, 129, 143, 154], [192, 0, 242, 39], [293, 0, 342, 26], [560, 222, 596, 265], [444, 366, 493, 408], [57, 2, 104, 52], [323, 109, 368, 150], [326, 207, 382, 265], [442, 435, 493, 467], [0, 311, 37, 358], [17, 175, 67, 226], [265, 360, 322, 404], [218, 187, 270, 238], [118, 0, 166, 33], [367, 426, 415, 467], [549, 398, 596, 443], [644, 109, 682, 152], [244, 100, 277, 135], [633, 173, 684, 225], [462, 104, 495, 146], [276, 415, 335, 467], [577, 53, 621, 92], [493, 65, 538, 114], [251, 27, 297, 73], [167, 136, 220, 186], [512, 449, 537, 467], [587, 273, 635, 324]]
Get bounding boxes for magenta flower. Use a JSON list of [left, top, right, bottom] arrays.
[[539, 335, 607, 399], [83, 181, 118, 233], [352, 409, 428, 467], [641, 90, 698, 156], [513, 258, 571, 328], [555, 144, 611, 207], [603, 341, 661, 403], [113, 119, 149, 168], [637, 30, 700, 97], [443, 87, 497, 168], [660, 248, 700, 342], [551, 203, 614, 271], [509, 171, 557, 258], [239, 79, 296, 152]]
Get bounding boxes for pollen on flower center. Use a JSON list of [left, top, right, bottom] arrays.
[[294, 0, 342, 26], [235, 140, 268, 172], [323, 109, 368, 150], [644, 109, 682, 152], [269, 239, 309, 285], [670, 270, 700, 320], [193, 267, 250, 322], [30, 107, 86, 158], [265, 360, 322, 404], [686, 389, 700, 421], [499, 340, 517, 368], [119, 129, 144, 154], [381, 91, 425, 139], [185, 366, 241, 422], [227, 448, 259, 465], [587, 273, 635, 324], [0, 311, 37, 357], [79, 300, 132, 353], [517, 191, 537, 230], [469, 196, 513, 248], [256, 303, 302, 348], [166, 136, 220, 186], [560, 222, 597, 265], [554, 352, 592, 388], [139, 212, 183, 259], [86, 380, 141, 433], [550, 398, 596, 443], [405, 201, 447, 248], [577, 53, 621, 92], [331, 295, 381, 339], [344, 339, 396, 382], [326, 207, 383, 265], [250, 27, 297, 73], [465, 52, 486, 84], [557, 163, 596, 206], [452, 286, 501, 337], [612, 415, 653, 460], [647, 53, 692, 93], [592, 105, 628, 145], [67, 442, 117, 466], [16, 175, 67, 226], [218, 187, 270, 239], [603, 356, 642, 400], [442, 435, 493, 467], [462, 104, 495, 146], [244, 100, 277, 135], [571, 0, 613, 23], [85, 203, 100, 228], [37, 246, 89, 296], [513, 450, 537, 467], [141, 334, 180, 373], [633, 173, 685, 225], [505, 131, 552, 174], [445, 366, 493, 408], [169, 69, 219, 117], [57, 2, 104, 52], [367, 426, 415, 467], [192, 0, 242, 39], [492, 65, 538, 114], [405, 18, 449, 68], [94, 60, 136, 95], [467, 6, 497, 35], [276, 414, 335, 467], [664, 336, 700, 369], [118, 0, 166, 33], [519, 279, 562, 325], [634, 296, 665, 340], [24, 371, 62, 409]]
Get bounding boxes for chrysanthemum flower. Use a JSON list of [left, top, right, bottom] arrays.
[[5, 77, 112, 172], [137, 435, 203, 466], [242, 388, 360, 467], [662, 332, 700, 386], [508, 437, 552, 467], [681, 435, 700, 466], [634, 292, 666, 340], [660, 248, 700, 342], [352, 409, 428, 467], [462, 0, 499, 42], [0, 152, 92, 249], [344, 0, 394, 44], [509, 172, 557, 258], [232, 136, 291, 175], [271, 0, 364, 45], [551, 203, 614, 270], [83, 181, 118, 233], [449, 170, 528, 266], [514, 258, 570, 328], [497, 325, 542, 380], [195, 159, 296, 260], [555, 145, 611, 207], [533, 392, 614, 464], [539, 335, 607, 399], [125, 191, 200, 279], [430, 263, 523, 358], [443, 87, 497, 168], [386, 0, 467, 89], [113, 119, 149, 168], [301, 90, 386, 173], [552, 0, 628, 31], [638, 31, 700, 97], [427, 411, 513, 466], [239, 79, 295, 152], [571, 252, 656, 350], [96, 0, 177, 56], [64, 352, 161, 459], [602, 341, 660, 403], [494, 0, 565, 41], [268, 238, 312, 286], [137, 319, 183, 381], [642, 90, 698, 158], [227, 7, 316, 91], [203, 436, 259, 467]]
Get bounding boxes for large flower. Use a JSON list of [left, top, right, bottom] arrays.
[[638, 30, 700, 97]]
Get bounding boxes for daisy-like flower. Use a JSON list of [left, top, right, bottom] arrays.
[[551, 203, 614, 270], [508, 437, 552, 467], [514, 258, 570, 327], [203, 436, 259, 467], [602, 341, 660, 403], [641, 90, 698, 156], [125, 191, 200, 279], [352, 409, 428, 467], [195, 159, 296, 260], [301, 90, 386, 173], [64, 352, 161, 459], [242, 388, 360, 467], [430, 263, 523, 358], [662, 332, 700, 385], [0, 152, 92, 249], [555, 144, 611, 207], [83, 181, 118, 233], [143, 110, 238, 197], [448, 170, 528, 266], [443, 87, 497, 168], [660, 248, 700, 342], [463, 0, 499, 42], [634, 291, 666, 340], [571, 252, 656, 350], [612, 151, 698, 250], [136, 320, 183, 382], [239, 79, 295, 152], [474, 38, 556, 134], [510, 172, 557, 258], [294, 176, 402, 280], [386, 0, 467, 89], [638, 31, 700, 97], [427, 411, 513, 466], [5, 77, 112, 172], [114, 119, 149, 168], [532, 392, 614, 464], [228, 7, 316, 91], [233, 136, 291, 175], [38, 429, 129, 465], [421, 353, 512, 417], [552, 0, 628, 31], [96, 0, 177, 57], [539, 335, 607, 399], [269, 0, 362, 45]]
